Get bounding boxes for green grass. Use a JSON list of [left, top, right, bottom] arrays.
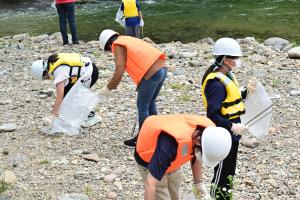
[[85, 184, 92, 197], [272, 79, 281, 88], [39, 159, 50, 165], [0, 180, 10, 194]]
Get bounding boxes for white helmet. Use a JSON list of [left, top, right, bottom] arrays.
[[213, 38, 242, 57], [31, 60, 47, 80], [201, 126, 232, 168], [99, 29, 119, 50]]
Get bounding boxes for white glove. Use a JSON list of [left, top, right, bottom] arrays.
[[231, 123, 248, 136], [42, 114, 56, 127], [98, 87, 111, 98], [194, 182, 210, 199], [247, 77, 258, 94], [140, 19, 144, 27]]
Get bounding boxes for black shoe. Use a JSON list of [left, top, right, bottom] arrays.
[[63, 41, 69, 45], [73, 41, 79, 45], [124, 136, 137, 149]]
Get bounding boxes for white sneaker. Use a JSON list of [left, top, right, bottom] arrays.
[[81, 115, 102, 128]]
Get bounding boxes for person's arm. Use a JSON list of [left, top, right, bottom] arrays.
[[51, 81, 65, 115], [107, 45, 127, 90], [144, 173, 159, 200], [136, 1, 143, 19], [144, 134, 178, 199], [191, 159, 202, 184], [205, 80, 232, 130]]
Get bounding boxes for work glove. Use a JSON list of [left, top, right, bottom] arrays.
[[194, 182, 211, 200], [231, 123, 248, 136], [42, 114, 56, 127], [98, 87, 111, 98], [247, 77, 258, 94], [140, 19, 144, 27]]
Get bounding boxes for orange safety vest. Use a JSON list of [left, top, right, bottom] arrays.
[[136, 114, 215, 173], [112, 36, 166, 85]]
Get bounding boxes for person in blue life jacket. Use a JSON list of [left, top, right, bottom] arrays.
[[201, 38, 258, 200], [31, 53, 101, 128], [121, 0, 144, 38]]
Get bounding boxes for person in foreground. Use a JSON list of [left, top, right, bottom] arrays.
[[98, 29, 167, 148], [31, 53, 101, 128], [134, 114, 232, 200], [201, 38, 258, 199]]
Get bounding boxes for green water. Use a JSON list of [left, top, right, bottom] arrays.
[[0, 0, 300, 43]]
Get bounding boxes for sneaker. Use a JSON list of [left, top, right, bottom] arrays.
[[81, 115, 102, 128], [73, 41, 80, 45], [124, 136, 137, 149]]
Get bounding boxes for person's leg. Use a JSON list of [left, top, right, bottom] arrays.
[[125, 26, 135, 37], [148, 67, 167, 116], [65, 2, 78, 43], [56, 4, 68, 44], [137, 165, 171, 200], [133, 25, 141, 38], [137, 68, 166, 130], [167, 168, 183, 200], [210, 139, 239, 200]]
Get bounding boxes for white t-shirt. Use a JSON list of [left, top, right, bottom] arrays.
[[53, 57, 93, 88]]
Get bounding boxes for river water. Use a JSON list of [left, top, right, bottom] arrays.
[[0, 0, 300, 43]]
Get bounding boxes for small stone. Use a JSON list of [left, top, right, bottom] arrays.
[[290, 90, 300, 96], [58, 193, 90, 200], [103, 174, 117, 183], [111, 167, 125, 175], [0, 123, 17, 132], [241, 138, 260, 148], [38, 94, 49, 99], [3, 148, 9, 155], [0, 170, 17, 185], [74, 170, 89, 180], [106, 192, 117, 199], [9, 153, 29, 167], [39, 90, 54, 97], [82, 153, 100, 162], [179, 52, 198, 58]]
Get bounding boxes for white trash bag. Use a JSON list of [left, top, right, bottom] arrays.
[[115, 6, 126, 28], [241, 82, 272, 138], [49, 68, 100, 135]]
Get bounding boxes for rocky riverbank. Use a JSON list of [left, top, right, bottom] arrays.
[[0, 33, 299, 200]]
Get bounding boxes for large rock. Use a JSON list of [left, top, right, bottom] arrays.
[[263, 37, 290, 51], [0, 170, 17, 185], [287, 47, 300, 59]]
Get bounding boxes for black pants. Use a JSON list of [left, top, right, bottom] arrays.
[[64, 63, 99, 97], [210, 138, 239, 200]]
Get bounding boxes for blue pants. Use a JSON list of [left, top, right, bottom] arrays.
[[125, 25, 141, 38], [56, 2, 78, 44], [137, 67, 167, 130]]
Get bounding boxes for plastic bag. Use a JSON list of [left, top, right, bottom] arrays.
[[50, 67, 100, 135], [115, 6, 126, 28], [240, 82, 272, 138]]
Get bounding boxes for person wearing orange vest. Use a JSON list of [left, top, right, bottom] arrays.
[[98, 29, 167, 148], [135, 114, 232, 200], [55, 0, 79, 45]]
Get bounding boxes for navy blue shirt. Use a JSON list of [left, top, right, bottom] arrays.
[[121, 1, 141, 27], [134, 133, 178, 181], [204, 78, 241, 141]]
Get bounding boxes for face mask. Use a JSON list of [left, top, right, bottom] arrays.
[[195, 148, 202, 161], [234, 58, 242, 68]]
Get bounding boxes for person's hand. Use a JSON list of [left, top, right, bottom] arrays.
[[194, 182, 210, 199], [98, 87, 111, 98], [231, 123, 248, 136], [247, 77, 258, 94], [140, 19, 144, 27], [42, 114, 56, 127]]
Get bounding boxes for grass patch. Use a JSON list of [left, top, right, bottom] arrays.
[[0, 180, 10, 194], [179, 94, 192, 102], [85, 184, 92, 197], [40, 159, 50, 165], [272, 79, 281, 88]]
